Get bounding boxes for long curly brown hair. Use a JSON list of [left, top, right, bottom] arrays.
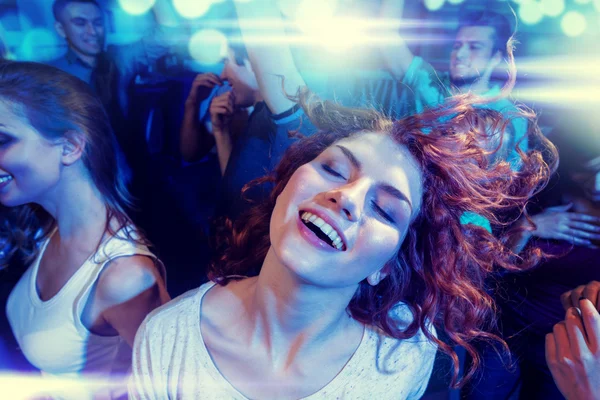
[[209, 44, 557, 387]]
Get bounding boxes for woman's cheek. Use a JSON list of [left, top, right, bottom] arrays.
[[356, 223, 401, 265]]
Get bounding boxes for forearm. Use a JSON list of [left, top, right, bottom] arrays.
[[506, 216, 535, 254], [510, 229, 534, 255], [151, 0, 179, 27], [213, 128, 233, 175], [180, 105, 214, 162], [379, 0, 413, 81], [234, 0, 306, 114]]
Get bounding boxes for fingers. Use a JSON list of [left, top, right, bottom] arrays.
[[562, 213, 600, 243], [568, 221, 600, 234], [546, 203, 573, 213], [545, 332, 557, 367], [582, 282, 600, 310], [562, 286, 582, 310], [580, 298, 600, 352], [192, 73, 222, 88], [555, 232, 596, 247], [562, 282, 600, 311], [210, 92, 236, 116], [553, 321, 571, 362], [197, 73, 222, 85], [570, 286, 586, 310], [564, 307, 588, 357], [568, 213, 600, 224]]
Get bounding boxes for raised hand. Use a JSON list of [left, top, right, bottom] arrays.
[[561, 281, 600, 311], [209, 91, 236, 132], [185, 73, 223, 109], [531, 203, 600, 247], [546, 298, 600, 400]]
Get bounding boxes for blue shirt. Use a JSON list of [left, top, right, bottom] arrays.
[[48, 42, 152, 115], [49, 48, 95, 89]]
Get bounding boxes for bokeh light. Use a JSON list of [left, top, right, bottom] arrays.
[[277, 0, 298, 18], [424, 0, 446, 11], [118, 0, 156, 15], [188, 29, 228, 64], [519, 1, 544, 25], [540, 0, 565, 17], [574, 0, 591, 4], [447, 0, 465, 4], [561, 11, 587, 37], [307, 18, 369, 52], [173, 0, 213, 19], [295, 0, 337, 22], [293, 0, 369, 53]]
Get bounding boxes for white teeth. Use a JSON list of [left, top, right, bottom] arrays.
[[0, 175, 13, 184], [321, 224, 333, 236], [300, 211, 345, 250], [313, 217, 325, 228]]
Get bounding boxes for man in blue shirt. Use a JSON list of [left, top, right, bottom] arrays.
[[332, 3, 526, 172], [49, 0, 173, 182], [49, 0, 169, 117]]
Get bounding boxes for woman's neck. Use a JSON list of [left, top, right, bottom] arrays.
[[39, 171, 107, 243], [244, 247, 360, 368]]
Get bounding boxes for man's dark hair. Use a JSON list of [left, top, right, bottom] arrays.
[[52, 0, 101, 21], [457, 10, 513, 57]]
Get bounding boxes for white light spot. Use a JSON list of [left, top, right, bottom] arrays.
[[173, 0, 213, 19], [118, 0, 156, 15], [424, 0, 446, 11], [561, 11, 587, 37], [540, 0, 565, 17], [188, 29, 228, 64], [519, 1, 544, 25]]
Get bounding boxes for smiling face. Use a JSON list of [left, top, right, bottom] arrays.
[[0, 101, 64, 207], [55, 2, 105, 61], [269, 132, 423, 288], [450, 26, 499, 84]]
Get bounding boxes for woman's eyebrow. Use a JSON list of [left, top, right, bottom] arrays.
[[379, 184, 413, 213], [336, 145, 361, 170], [336, 144, 413, 212]]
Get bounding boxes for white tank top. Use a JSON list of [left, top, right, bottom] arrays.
[[6, 227, 165, 400]]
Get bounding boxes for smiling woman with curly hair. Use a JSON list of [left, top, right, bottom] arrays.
[[129, 63, 557, 399]]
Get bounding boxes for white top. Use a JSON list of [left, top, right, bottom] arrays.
[[6, 227, 164, 400], [130, 282, 437, 400]]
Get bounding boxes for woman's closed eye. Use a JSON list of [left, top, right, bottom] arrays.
[[0, 137, 12, 148], [322, 164, 346, 180], [371, 200, 395, 224]]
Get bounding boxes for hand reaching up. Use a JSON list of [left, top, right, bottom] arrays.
[[546, 296, 600, 400]]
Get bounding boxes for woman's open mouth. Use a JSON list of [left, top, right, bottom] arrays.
[[0, 174, 13, 189], [299, 211, 346, 251]]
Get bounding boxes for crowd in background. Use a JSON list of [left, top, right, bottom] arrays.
[[0, 0, 599, 399]]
